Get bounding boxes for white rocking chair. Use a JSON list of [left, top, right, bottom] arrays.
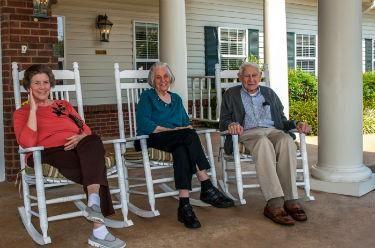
[[213, 64, 315, 205], [12, 62, 133, 245], [113, 63, 218, 218]]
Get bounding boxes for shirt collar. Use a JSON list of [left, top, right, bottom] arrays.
[[241, 86, 260, 97]]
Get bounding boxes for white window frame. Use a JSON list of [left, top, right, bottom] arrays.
[[218, 27, 248, 70], [132, 21, 159, 70], [373, 39, 375, 71], [53, 15, 66, 70], [295, 33, 317, 75]]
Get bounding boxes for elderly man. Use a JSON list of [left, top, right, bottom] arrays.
[[219, 62, 311, 226]]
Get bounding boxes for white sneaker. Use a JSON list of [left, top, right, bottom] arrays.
[[85, 204, 105, 223], [88, 233, 126, 248]]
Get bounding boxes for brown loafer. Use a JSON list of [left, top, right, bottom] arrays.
[[263, 206, 295, 226], [284, 203, 307, 221]]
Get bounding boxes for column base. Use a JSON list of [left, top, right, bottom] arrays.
[[310, 173, 375, 197], [311, 163, 372, 182]]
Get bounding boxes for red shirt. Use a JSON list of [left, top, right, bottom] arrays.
[[13, 100, 91, 149]]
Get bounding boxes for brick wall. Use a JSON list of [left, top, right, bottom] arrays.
[[1, 0, 58, 181], [84, 104, 120, 138]]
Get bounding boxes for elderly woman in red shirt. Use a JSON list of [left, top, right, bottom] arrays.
[[13, 64, 125, 248]]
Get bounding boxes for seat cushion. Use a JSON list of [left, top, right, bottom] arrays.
[[25, 154, 119, 179], [124, 147, 173, 163]]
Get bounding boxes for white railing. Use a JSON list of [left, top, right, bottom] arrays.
[[187, 75, 217, 122], [187, 63, 269, 123]]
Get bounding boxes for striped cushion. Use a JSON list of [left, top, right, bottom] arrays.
[[124, 147, 173, 163], [24, 154, 119, 178]]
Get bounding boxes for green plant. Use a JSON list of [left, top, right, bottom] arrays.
[[363, 108, 375, 134], [248, 55, 264, 71], [289, 100, 318, 135], [288, 69, 317, 101], [363, 72, 375, 102]]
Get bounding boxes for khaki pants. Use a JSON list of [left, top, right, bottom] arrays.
[[240, 127, 298, 201]]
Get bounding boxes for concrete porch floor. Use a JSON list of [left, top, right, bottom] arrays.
[[0, 134, 374, 248]]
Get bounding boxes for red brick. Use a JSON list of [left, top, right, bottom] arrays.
[[40, 23, 57, 29], [39, 36, 57, 43], [38, 50, 53, 56], [30, 29, 49, 36], [13, 56, 31, 63], [20, 21, 40, 28], [15, 8, 33, 15], [2, 33, 11, 42], [10, 35, 20, 42], [10, 14, 31, 21], [32, 57, 50, 63], [49, 30, 58, 36], [10, 28, 30, 35], [20, 35, 39, 42], [2, 7, 16, 14], [7, 1, 27, 8], [10, 20, 21, 28], [28, 43, 44, 49], [3, 49, 19, 56]]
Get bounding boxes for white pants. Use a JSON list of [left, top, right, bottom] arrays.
[[240, 127, 298, 201]]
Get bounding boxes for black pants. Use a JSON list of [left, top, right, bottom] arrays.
[[136, 129, 211, 190], [28, 134, 115, 217]]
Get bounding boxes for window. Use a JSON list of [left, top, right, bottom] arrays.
[[133, 22, 159, 70], [296, 34, 317, 74], [54, 16, 65, 69], [373, 39, 375, 70], [219, 28, 247, 70]]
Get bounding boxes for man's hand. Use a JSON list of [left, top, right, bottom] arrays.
[[227, 122, 244, 135], [296, 121, 311, 134], [64, 133, 88, 150]]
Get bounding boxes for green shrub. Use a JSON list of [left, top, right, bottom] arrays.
[[363, 108, 375, 134], [363, 72, 375, 102], [288, 69, 317, 101], [289, 100, 318, 135]]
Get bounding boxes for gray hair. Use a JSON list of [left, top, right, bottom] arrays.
[[238, 62, 261, 76], [147, 62, 175, 88]]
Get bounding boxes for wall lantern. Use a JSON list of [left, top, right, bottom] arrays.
[[96, 14, 113, 42], [33, 0, 50, 19]]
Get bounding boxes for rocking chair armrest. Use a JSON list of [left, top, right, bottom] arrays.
[[102, 138, 127, 145], [220, 130, 229, 136], [19, 146, 44, 154], [195, 128, 217, 134], [126, 135, 149, 142]]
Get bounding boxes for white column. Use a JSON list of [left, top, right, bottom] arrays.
[[159, 0, 188, 110], [263, 0, 289, 117], [311, 0, 375, 196]]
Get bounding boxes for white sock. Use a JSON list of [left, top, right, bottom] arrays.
[[93, 225, 109, 240], [88, 193, 100, 207]]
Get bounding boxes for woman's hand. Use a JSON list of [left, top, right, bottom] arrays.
[[64, 133, 88, 150], [29, 89, 38, 112], [174, 125, 193, 130]]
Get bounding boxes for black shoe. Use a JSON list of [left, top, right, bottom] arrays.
[[177, 204, 201, 229], [200, 186, 235, 208]]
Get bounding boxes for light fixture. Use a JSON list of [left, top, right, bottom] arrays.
[[96, 14, 113, 42], [32, 0, 50, 19]]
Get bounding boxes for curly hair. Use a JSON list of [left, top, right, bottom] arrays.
[[23, 64, 56, 90]]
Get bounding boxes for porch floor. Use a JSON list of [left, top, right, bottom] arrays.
[[0, 134, 374, 248]]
